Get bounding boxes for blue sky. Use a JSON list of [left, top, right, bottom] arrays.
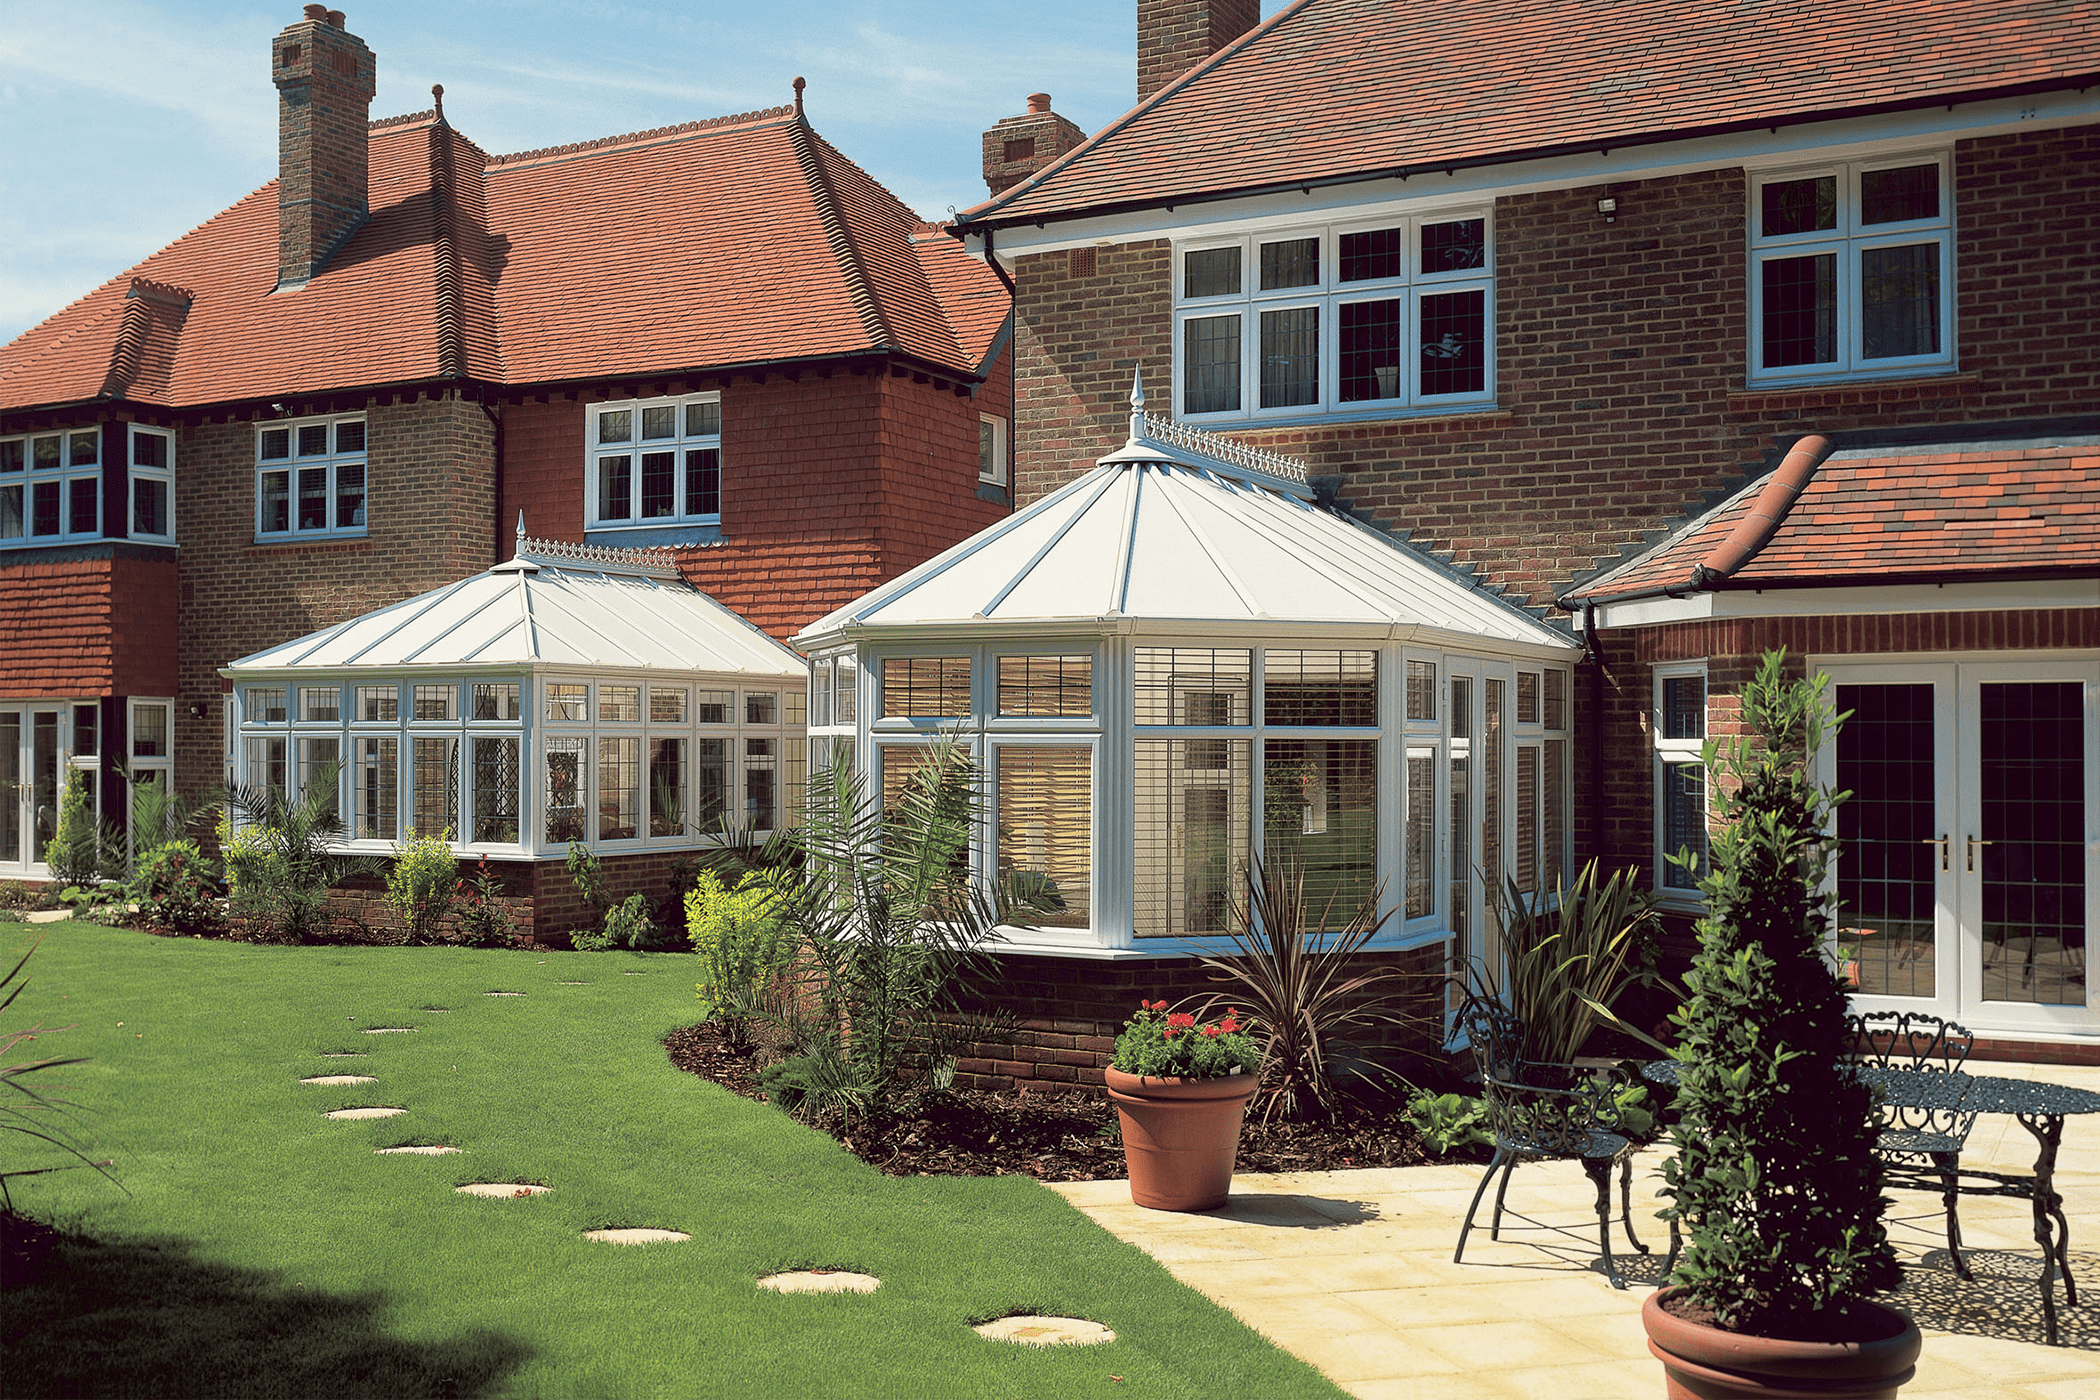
[[0, 1, 1284, 345]]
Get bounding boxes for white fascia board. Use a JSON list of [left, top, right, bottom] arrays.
[[978, 91, 2100, 264], [218, 659, 805, 684], [828, 616, 1576, 656], [1588, 578, 2100, 631]]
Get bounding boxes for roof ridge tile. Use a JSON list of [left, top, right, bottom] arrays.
[[790, 122, 897, 355], [489, 104, 797, 168], [370, 109, 438, 130]]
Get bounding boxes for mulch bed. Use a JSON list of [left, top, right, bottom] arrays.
[[664, 1022, 1463, 1180]]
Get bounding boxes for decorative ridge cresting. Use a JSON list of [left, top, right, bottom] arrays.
[[127, 277, 195, 307], [490, 105, 798, 167], [516, 534, 684, 581], [370, 109, 438, 130]]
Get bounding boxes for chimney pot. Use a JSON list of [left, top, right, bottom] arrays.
[[326, 9, 344, 27], [303, 4, 328, 21], [1027, 92, 1051, 113]]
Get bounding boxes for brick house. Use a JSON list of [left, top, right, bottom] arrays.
[[947, 0, 2100, 1058], [0, 6, 1011, 912]]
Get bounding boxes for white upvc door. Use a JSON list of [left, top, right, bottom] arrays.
[[1821, 659, 2098, 1041], [0, 705, 67, 877]]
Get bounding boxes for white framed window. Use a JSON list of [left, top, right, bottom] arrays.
[[978, 414, 1008, 486], [128, 427, 175, 542], [1, 428, 104, 544], [585, 393, 722, 531], [256, 415, 366, 540], [1749, 153, 1954, 383], [1654, 663, 1709, 899], [1173, 211, 1493, 424]]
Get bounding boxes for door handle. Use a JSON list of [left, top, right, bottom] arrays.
[[1967, 835, 1994, 873], [1920, 834, 1948, 872]]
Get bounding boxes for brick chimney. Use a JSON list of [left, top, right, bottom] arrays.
[[981, 93, 1087, 197], [1137, 0, 1258, 103], [272, 5, 377, 289]]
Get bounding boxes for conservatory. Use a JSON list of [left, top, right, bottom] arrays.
[[794, 380, 1583, 969], [221, 530, 808, 861]]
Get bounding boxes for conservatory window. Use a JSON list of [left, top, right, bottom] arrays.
[[996, 746, 1092, 928], [883, 658, 970, 719], [1133, 738, 1251, 936], [651, 688, 686, 724], [649, 739, 686, 837], [997, 654, 1092, 718], [247, 736, 288, 799], [413, 685, 455, 722], [598, 737, 640, 841], [1448, 675, 1473, 948], [472, 737, 520, 843], [546, 684, 587, 722], [355, 736, 398, 840], [696, 739, 729, 828], [256, 415, 364, 540], [412, 736, 459, 836], [545, 737, 586, 844], [1656, 665, 1709, 895], [472, 684, 520, 721], [745, 739, 776, 831], [586, 392, 721, 530], [601, 686, 640, 723], [746, 692, 778, 725], [1134, 648, 1251, 726], [1269, 738, 1377, 918], [1404, 748, 1436, 918], [1266, 650, 1376, 726], [299, 737, 341, 811], [697, 690, 733, 725], [356, 686, 398, 722]]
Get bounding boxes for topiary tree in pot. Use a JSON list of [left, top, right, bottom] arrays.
[[1645, 650, 1919, 1399]]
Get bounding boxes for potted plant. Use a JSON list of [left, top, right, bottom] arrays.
[[1105, 1000, 1261, 1211], [1646, 651, 1919, 1399]]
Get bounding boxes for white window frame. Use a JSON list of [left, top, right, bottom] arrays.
[[584, 392, 723, 532], [1747, 152, 1955, 385], [1171, 210, 1495, 425], [978, 413, 1008, 487], [127, 426, 176, 544], [1653, 661, 1709, 906], [255, 414, 367, 541], [1, 427, 105, 545]]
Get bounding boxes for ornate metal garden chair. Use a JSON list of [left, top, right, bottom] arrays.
[[1452, 996, 1649, 1289], [1848, 1009, 1980, 1280]]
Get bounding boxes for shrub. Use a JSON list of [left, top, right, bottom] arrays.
[[602, 894, 657, 949], [1660, 650, 1899, 1334], [688, 869, 793, 1052], [385, 829, 459, 944], [47, 773, 122, 888], [1404, 1089, 1492, 1156], [123, 839, 221, 935], [452, 857, 519, 948]]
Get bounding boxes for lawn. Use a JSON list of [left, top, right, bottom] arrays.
[[1, 922, 1344, 1399]]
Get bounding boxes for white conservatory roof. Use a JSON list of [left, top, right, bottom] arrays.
[[796, 381, 1578, 659], [224, 533, 805, 680]]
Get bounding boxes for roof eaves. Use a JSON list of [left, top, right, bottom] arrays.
[[960, 71, 2100, 234]]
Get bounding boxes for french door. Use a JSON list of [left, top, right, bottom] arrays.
[[0, 705, 68, 877], [1823, 660, 2097, 1039]]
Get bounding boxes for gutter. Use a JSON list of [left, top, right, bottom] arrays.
[[954, 74, 2100, 237]]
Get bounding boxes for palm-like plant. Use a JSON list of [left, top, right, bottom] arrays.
[[1, 941, 122, 1211], [220, 763, 380, 942], [1196, 851, 1421, 1124]]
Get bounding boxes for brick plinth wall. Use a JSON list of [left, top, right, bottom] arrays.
[[946, 943, 1448, 1092], [321, 847, 704, 946]]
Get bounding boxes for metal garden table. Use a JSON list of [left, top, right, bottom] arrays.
[[1641, 1060, 2100, 1345]]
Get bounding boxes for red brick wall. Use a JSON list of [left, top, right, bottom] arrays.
[[174, 392, 497, 795], [497, 363, 1009, 643], [1009, 128, 2100, 612], [0, 551, 177, 699]]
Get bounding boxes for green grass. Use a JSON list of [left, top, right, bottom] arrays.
[[0, 922, 1344, 1399]]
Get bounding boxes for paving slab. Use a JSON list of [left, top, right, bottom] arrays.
[[1050, 1062, 2100, 1398]]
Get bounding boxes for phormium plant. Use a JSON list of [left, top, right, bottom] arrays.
[[1659, 649, 1900, 1335]]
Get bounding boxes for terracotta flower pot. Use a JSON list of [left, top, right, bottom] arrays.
[[1641, 1288, 1922, 1400], [1104, 1066, 1255, 1211]]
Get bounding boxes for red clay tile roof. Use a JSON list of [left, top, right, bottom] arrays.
[[964, 0, 2100, 227], [1567, 437, 2100, 601], [1, 109, 1006, 412]]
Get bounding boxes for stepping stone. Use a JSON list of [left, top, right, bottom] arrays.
[[26, 910, 70, 924], [325, 1106, 405, 1120], [423, 1007, 451, 1013], [582, 1228, 688, 1245], [973, 1316, 1115, 1347], [301, 1074, 376, 1086], [622, 972, 647, 976], [759, 1270, 880, 1295], [485, 991, 524, 998], [376, 1145, 460, 1155], [363, 1027, 416, 1034], [456, 1183, 551, 1198], [321, 1052, 369, 1059], [556, 981, 589, 986]]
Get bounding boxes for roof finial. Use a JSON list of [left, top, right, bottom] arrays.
[[792, 76, 806, 117], [431, 83, 445, 123], [515, 510, 526, 557], [1129, 367, 1146, 443]]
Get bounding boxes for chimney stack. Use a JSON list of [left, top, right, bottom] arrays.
[[1137, 0, 1258, 103], [981, 93, 1087, 197], [272, 6, 377, 289]]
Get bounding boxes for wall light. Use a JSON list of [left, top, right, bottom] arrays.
[[1595, 196, 1619, 224]]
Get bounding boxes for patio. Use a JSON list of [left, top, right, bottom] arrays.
[[1053, 1061, 2100, 1400]]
